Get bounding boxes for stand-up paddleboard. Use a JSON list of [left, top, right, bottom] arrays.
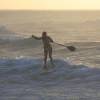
[[40, 62, 56, 75]]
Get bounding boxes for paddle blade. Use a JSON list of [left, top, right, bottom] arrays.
[[67, 46, 76, 52]]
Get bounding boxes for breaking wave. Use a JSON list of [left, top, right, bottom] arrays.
[[0, 57, 100, 86]]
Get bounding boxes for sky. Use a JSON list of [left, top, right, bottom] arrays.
[[0, 0, 100, 10]]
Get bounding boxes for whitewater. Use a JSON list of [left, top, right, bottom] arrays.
[[0, 11, 100, 100], [0, 37, 100, 100]]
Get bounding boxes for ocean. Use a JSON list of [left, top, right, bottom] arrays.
[[0, 11, 100, 100]]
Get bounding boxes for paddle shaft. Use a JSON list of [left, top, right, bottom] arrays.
[[54, 42, 68, 48], [54, 42, 76, 52]]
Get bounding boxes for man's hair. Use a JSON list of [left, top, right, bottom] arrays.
[[42, 31, 47, 37]]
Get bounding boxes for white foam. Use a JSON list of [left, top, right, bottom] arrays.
[[0, 58, 99, 82]]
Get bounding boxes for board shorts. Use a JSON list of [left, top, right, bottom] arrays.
[[44, 46, 52, 54]]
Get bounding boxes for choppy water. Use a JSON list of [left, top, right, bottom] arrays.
[[0, 38, 100, 100], [0, 11, 100, 100]]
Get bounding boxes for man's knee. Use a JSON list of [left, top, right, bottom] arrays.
[[49, 54, 52, 59], [49, 50, 52, 57], [44, 55, 47, 59]]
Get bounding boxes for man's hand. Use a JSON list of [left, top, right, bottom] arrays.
[[31, 35, 35, 38], [31, 35, 42, 40], [51, 40, 54, 43]]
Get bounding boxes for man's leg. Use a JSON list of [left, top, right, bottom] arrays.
[[49, 47, 54, 66], [44, 50, 48, 69]]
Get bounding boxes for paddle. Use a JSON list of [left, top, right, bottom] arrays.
[[54, 42, 76, 52]]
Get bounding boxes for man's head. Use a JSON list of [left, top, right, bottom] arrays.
[[42, 31, 47, 37]]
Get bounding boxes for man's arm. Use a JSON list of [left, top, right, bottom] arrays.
[[48, 36, 53, 43], [32, 35, 42, 40]]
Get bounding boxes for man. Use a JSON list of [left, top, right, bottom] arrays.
[[32, 32, 54, 69]]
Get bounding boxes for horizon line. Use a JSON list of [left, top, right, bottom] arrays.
[[0, 9, 100, 11]]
